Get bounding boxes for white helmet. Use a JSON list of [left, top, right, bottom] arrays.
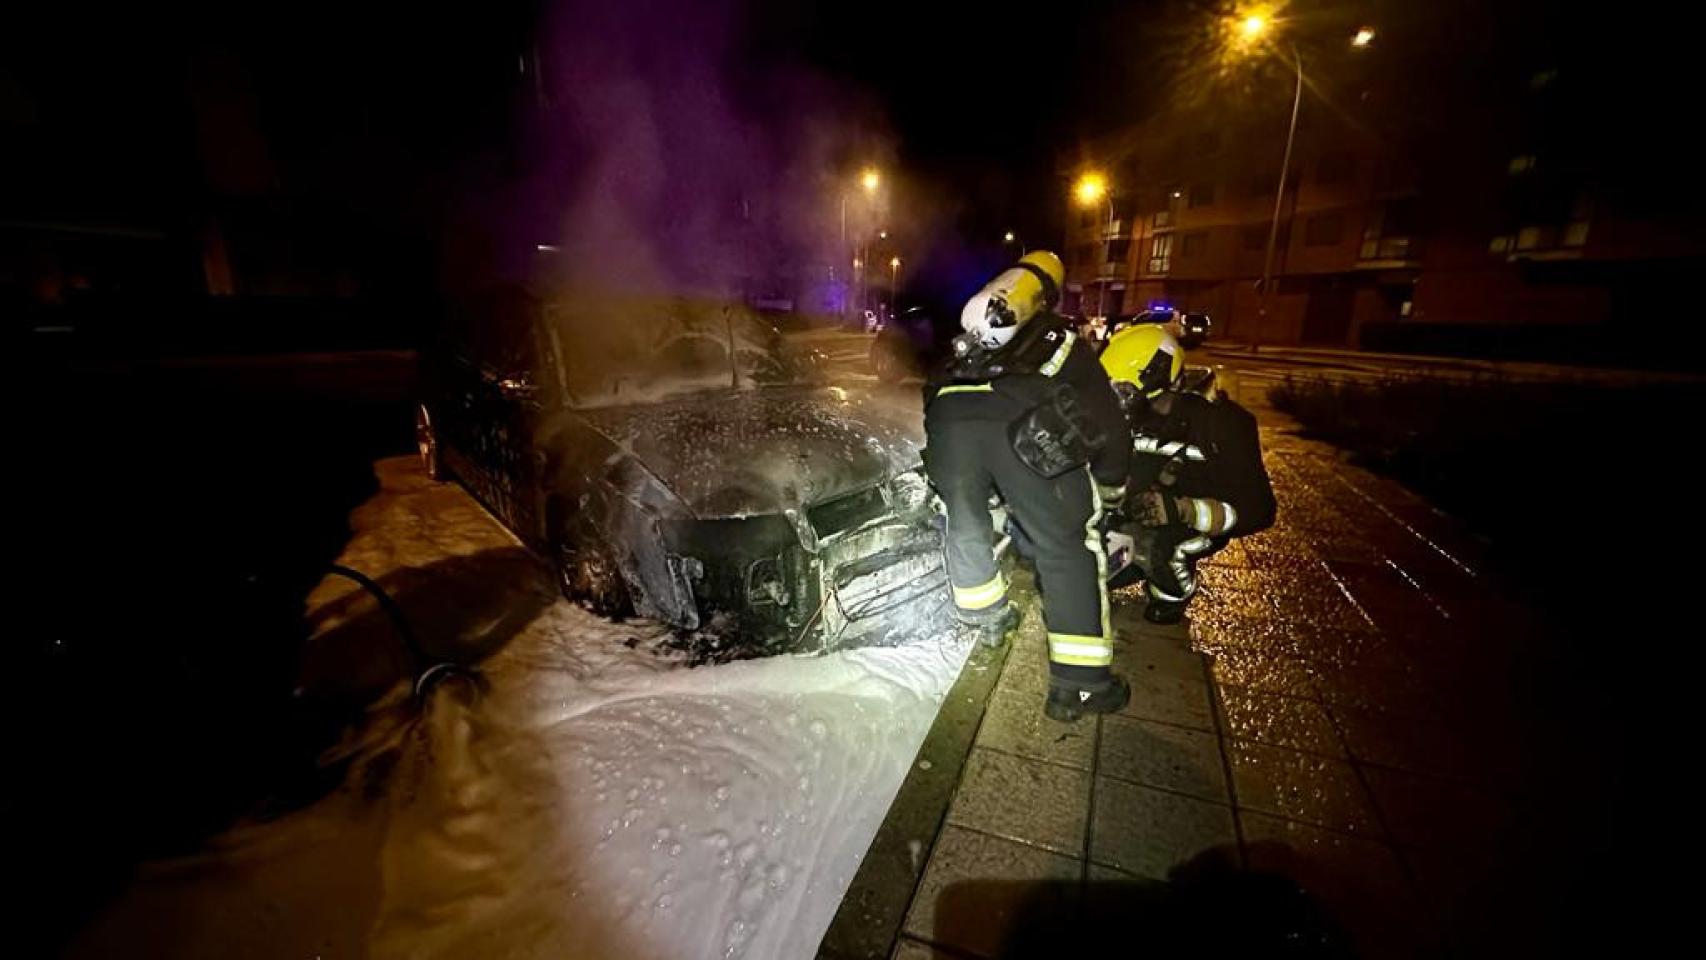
[[960, 251, 1065, 350]]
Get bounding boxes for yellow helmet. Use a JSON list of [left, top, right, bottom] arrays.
[[959, 250, 1066, 349], [1100, 323, 1183, 398]]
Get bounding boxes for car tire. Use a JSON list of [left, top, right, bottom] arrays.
[[871, 340, 910, 381], [415, 403, 447, 481], [556, 532, 634, 619]]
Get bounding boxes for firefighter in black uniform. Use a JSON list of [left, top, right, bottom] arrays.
[[1099, 324, 1277, 623], [923, 252, 1134, 721]]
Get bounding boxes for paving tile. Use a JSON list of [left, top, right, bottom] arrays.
[[947, 747, 1091, 856], [1309, 661, 1436, 721], [902, 825, 1082, 959], [1308, 533, 1392, 566], [890, 936, 956, 960], [1200, 539, 1255, 568], [1226, 741, 1381, 836], [1189, 608, 1315, 660], [974, 687, 1096, 771], [1327, 702, 1486, 782], [1110, 628, 1204, 682], [1288, 627, 1412, 675], [996, 646, 1052, 697], [1090, 777, 1238, 881], [1360, 765, 1512, 849], [1097, 714, 1229, 802], [1217, 685, 1346, 757], [1194, 585, 1278, 621], [1117, 669, 1215, 732], [1197, 564, 1289, 595], [1271, 588, 1380, 635], [1207, 649, 1319, 699], [1239, 811, 1427, 958]]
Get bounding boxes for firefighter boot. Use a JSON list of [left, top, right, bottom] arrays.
[[957, 603, 1020, 649], [1143, 595, 1189, 625], [1044, 674, 1131, 722]]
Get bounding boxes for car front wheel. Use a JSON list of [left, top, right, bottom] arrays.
[[556, 534, 633, 619], [871, 339, 909, 381]]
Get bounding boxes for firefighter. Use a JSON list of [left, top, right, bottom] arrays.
[[1099, 324, 1277, 623], [923, 252, 1133, 721]]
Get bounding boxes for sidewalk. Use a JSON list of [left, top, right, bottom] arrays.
[[823, 403, 1535, 959]]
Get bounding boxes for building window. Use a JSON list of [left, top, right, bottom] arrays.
[[1153, 186, 1182, 228], [1188, 181, 1215, 208], [1508, 154, 1537, 175], [1316, 151, 1354, 185], [1107, 236, 1132, 264], [1489, 235, 1512, 254], [1110, 195, 1137, 232], [1359, 197, 1418, 260], [1304, 213, 1344, 247], [1515, 225, 1556, 250], [1563, 193, 1593, 247], [1148, 234, 1173, 275], [1180, 231, 1208, 258], [1241, 225, 1268, 250]]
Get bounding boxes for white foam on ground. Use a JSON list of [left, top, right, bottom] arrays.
[[70, 457, 968, 960]]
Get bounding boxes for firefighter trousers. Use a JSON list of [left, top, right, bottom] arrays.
[[928, 420, 1113, 682]]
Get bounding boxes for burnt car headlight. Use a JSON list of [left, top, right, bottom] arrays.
[[890, 469, 929, 512]]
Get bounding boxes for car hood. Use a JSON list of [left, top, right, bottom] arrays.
[[565, 386, 925, 519]]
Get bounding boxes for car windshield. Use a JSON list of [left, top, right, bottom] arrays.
[[544, 296, 823, 408]]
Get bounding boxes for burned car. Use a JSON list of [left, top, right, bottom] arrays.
[[417, 291, 944, 651]]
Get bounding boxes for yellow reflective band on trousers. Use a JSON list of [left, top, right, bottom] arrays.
[[1048, 632, 1113, 666], [936, 383, 993, 397], [1084, 473, 1112, 642], [1045, 469, 1114, 669], [952, 572, 1007, 611]]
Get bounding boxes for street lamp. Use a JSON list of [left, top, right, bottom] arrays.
[[1073, 171, 1116, 320], [889, 256, 901, 310], [841, 168, 883, 321], [1225, 8, 1377, 345]]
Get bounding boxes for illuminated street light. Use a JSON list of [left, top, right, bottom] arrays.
[[1073, 172, 1116, 319], [1219, 6, 1378, 343], [841, 167, 884, 322], [1004, 231, 1016, 244], [889, 256, 900, 269], [1073, 172, 1108, 207]]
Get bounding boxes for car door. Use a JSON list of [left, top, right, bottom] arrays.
[[435, 289, 552, 547]]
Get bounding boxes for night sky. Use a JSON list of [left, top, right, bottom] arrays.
[[5, 0, 1695, 300]]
